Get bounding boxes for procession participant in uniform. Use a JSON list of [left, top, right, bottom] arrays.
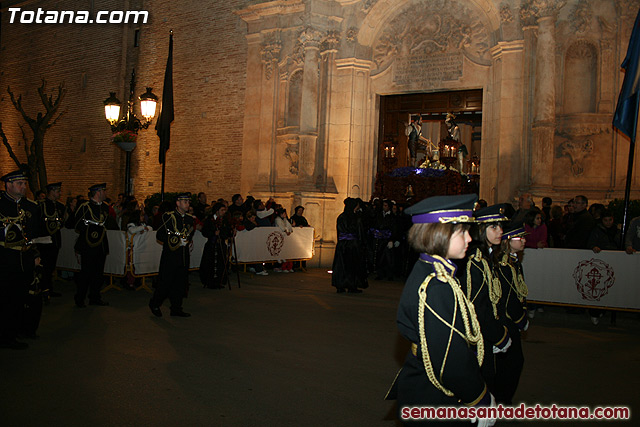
[[149, 192, 195, 317], [494, 221, 529, 405], [458, 204, 512, 392], [331, 198, 368, 293], [74, 183, 113, 307], [0, 170, 42, 349], [390, 194, 496, 426], [39, 182, 65, 298], [372, 199, 399, 280], [199, 202, 232, 289]]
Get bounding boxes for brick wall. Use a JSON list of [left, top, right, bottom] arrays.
[[0, 0, 250, 203]]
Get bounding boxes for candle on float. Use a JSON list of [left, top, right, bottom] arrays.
[[385, 147, 389, 157], [390, 146, 395, 157]]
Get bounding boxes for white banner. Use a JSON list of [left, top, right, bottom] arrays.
[[58, 227, 314, 275], [57, 229, 127, 275], [522, 248, 640, 310], [233, 227, 315, 262], [130, 230, 208, 274]]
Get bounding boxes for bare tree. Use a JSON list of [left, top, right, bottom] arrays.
[[0, 78, 65, 193]]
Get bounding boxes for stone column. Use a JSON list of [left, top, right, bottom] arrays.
[[315, 30, 340, 190], [527, 0, 565, 191], [520, 5, 538, 188], [258, 37, 281, 189], [489, 41, 526, 203], [298, 27, 322, 184]]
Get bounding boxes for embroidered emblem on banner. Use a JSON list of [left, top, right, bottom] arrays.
[[266, 231, 285, 256], [573, 258, 615, 301]]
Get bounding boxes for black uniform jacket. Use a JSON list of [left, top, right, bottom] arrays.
[[156, 210, 195, 267], [396, 256, 487, 408], [496, 255, 528, 327], [74, 200, 112, 254], [458, 248, 509, 347], [40, 198, 65, 248], [0, 191, 42, 271]]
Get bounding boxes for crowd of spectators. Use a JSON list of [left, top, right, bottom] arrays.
[[509, 193, 640, 253]]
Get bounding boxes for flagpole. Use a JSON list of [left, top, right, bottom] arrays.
[[156, 29, 173, 204], [621, 139, 636, 249], [161, 161, 166, 202]]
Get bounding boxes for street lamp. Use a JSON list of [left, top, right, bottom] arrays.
[[103, 69, 158, 195]]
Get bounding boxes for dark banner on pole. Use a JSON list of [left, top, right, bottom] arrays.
[[156, 32, 174, 165], [613, 9, 640, 144]]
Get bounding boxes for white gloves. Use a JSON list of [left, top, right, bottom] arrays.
[[472, 394, 497, 427], [387, 241, 393, 249], [493, 337, 512, 354]]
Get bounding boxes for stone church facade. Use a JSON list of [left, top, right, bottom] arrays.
[[1, 0, 639, 265]]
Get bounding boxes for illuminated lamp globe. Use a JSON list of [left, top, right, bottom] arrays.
[[139, 87, 158, 123], [103, 92, 121, 125]]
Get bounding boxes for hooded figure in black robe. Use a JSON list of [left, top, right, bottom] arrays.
[[331, 198, 368, 293]]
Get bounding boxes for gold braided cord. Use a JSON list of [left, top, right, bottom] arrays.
[[417, 258, 484, 397], [77, 201, 106, 223], [438, 215, 473, 223], [74, 202, 107, 248], [162, 211, 193, 251], [42, 200, 60, 220], [0, 209, 26, 225], [499, 254, 528, 302], [467, 249, 501, 318], [489, 276, 502, 318]]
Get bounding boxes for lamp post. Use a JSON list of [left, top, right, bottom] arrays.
[[103, 69, 158, 196]]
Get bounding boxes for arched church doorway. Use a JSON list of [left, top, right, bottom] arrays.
[[375, 89, 483, 201]]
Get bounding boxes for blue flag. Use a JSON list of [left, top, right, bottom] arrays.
[[613, 9, 640, 144], [156, 32, 174, 164]]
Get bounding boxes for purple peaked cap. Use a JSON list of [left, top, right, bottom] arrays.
[[405, 194, 478, 224]]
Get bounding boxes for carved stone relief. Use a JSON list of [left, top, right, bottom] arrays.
[[556, 138, 593, 176], [554, 121, 609, 176], [615, 0, 640, 18], [597, 17, 616, 39], [292, 26, 323, 66], [346, 27, 358, 43], [520, 0, 567, 20], [565, 40, 596, 60], [500, 4, 514, 23], [320, 30, 341, 53], [371, 0, 492, 77], [284, 143, 300, 175], [298, 26, 323, 49], [569, 0, 592, 34], [261, 35, 282, 81]]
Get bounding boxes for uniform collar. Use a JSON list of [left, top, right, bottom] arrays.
[[2, 191, 21, 203], [419, 253, 458, 276]]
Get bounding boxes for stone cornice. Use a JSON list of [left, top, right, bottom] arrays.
[[335, 57, 374, 71], [235, 0, 305, 23], [490, 40, 525, 59]]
